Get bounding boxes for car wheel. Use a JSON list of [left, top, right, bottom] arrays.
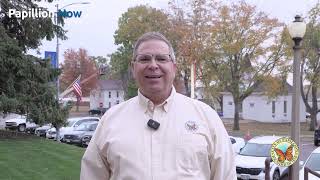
[[18, 124, 26, 132], [273, 170, 280, 180]]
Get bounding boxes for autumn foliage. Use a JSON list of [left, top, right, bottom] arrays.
[[60, 48, 98, 97]]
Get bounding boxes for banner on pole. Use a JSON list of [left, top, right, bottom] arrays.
[[44, 51, 57, 68]]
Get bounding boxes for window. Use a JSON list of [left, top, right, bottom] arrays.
[[109, 91, 111, 98], [117, 91, 119, 98], [239, 102, 243, 113], [250, 103, 254, 107], [228, 101, 232, 105], [284, 101, 287, 114], [109, 102, 111, 108], [272, 101, 276, 114]]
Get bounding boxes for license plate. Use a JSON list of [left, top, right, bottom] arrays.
[[66, 139, 71, 143], [240, 174, 250, 180]]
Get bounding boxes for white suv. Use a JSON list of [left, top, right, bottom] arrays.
[[235, 136, 287, 180]]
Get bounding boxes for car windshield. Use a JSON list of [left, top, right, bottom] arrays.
[[75, 123, 98, 131], [239, 143, 271, 157], [305, 153, 320, 171], [67, 120, 77, 127]]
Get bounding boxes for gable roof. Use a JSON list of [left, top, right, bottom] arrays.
[[253, 82, 293, 94], [98, 80, 123, 90]]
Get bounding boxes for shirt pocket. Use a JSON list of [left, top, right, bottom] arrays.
[[176, 133, 209, 173]]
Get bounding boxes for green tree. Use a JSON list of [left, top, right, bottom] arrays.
[[110, 5, 171, 99], [0, 0, 66, 51], [0, 25, 69, 129], [0, 0, 69, 130]]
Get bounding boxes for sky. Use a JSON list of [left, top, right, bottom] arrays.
[[30, 0, 319, 64]]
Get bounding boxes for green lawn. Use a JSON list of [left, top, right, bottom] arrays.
[[0, 138, 85, 180]]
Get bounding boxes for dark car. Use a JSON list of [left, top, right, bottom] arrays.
[[88, 108, 107, 116], [63, 122, 98, 147], [315, 129, 320, 146]]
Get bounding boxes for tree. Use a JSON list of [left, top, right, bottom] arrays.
[[300, 3, 320, 131], [0, 0, 70, 131], [0, 0, 66, 51], [110, 5, 171, 99], [168, 0, 215, 96], [60, 48, 98, 97], [90, 56, 112, 80], [202, 1, 287, 130], [0, 25, 69, 129]]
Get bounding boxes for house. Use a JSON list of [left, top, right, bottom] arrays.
[[90, 80, 124, 110], [222, 83, 307, 123]]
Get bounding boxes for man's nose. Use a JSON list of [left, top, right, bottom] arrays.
[[147, 58, 159, 69]]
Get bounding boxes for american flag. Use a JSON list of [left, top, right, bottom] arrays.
[[72, 75, 82, 99]]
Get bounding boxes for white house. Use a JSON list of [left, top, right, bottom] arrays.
[[222, 83, 307, 123], [90, 80, 124, 110]]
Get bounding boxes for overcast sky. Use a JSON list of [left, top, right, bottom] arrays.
[[30, 0, 319, 63]]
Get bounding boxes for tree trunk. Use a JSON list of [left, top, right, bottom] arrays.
[[309, 86, 318, 131], [183, 73, 190, 97], [233, 99, 241, 130], [310, 112, 317, 131], [76, 100, 79, 112]]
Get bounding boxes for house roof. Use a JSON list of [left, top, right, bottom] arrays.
[[220, 81, 293, 95], [98, 80, 123, 90], [253, 82, 293, 93]]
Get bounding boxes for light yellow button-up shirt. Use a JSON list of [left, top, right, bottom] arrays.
[[81, 87, 236, 180]]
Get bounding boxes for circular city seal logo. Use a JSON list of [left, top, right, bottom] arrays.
[[270, 137, 299, 167], [185, 121, 198, 132]]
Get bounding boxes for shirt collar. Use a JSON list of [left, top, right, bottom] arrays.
[[138, 87, 176, 113]]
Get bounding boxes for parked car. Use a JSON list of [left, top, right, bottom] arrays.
[[46, 117, 100, 141], [230, 136, 245, 154], [35, 124, 52, 137], [88, 108, 107, 116], [235, 136, 287, 180], [63, 121, 98, 147], [299, 146, 320, 180], [314, 129, 320, 146], [5, 115, 38, 132], [46, 128, 57, 139]]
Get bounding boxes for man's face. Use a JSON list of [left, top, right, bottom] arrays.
[[132, 39, 176, 98]]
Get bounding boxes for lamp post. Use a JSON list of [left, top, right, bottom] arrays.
[[55, 2, 90, 99], [288, 15, 306, 180]]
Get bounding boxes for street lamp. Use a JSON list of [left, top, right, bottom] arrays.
[[288, 15, 306, 180], [55, 2, 90, 99]]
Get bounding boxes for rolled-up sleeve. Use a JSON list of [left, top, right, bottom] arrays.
[[80, 119, 110, 180]]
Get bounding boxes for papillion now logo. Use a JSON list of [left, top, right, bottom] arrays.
[[8, 8, 83, 20], [57, 9, 82, 18]]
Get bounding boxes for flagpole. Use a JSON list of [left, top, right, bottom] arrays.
[[64, 75, 81, 93]]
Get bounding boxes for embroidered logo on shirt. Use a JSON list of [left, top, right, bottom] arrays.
[[185, 121, 198, 132]]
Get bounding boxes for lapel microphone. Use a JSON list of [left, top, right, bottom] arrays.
[[147, 119, 160, 130]]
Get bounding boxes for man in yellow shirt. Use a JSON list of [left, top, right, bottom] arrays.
[[81, 32, 236, 180]]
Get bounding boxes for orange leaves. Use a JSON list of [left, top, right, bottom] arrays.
[[60, 48, 98, 96]]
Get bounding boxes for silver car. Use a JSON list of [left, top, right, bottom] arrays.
[[63, 121, 98, 147]]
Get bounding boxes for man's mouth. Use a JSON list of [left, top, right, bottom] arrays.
[[145, 75, 162, 79]]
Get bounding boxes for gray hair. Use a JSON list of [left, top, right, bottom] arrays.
[[132, 32, 176, 63]]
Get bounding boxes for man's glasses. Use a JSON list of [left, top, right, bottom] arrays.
[[135, 54, 172, 64]]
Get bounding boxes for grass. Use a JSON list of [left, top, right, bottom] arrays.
[[0, 137, 85, 180]]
